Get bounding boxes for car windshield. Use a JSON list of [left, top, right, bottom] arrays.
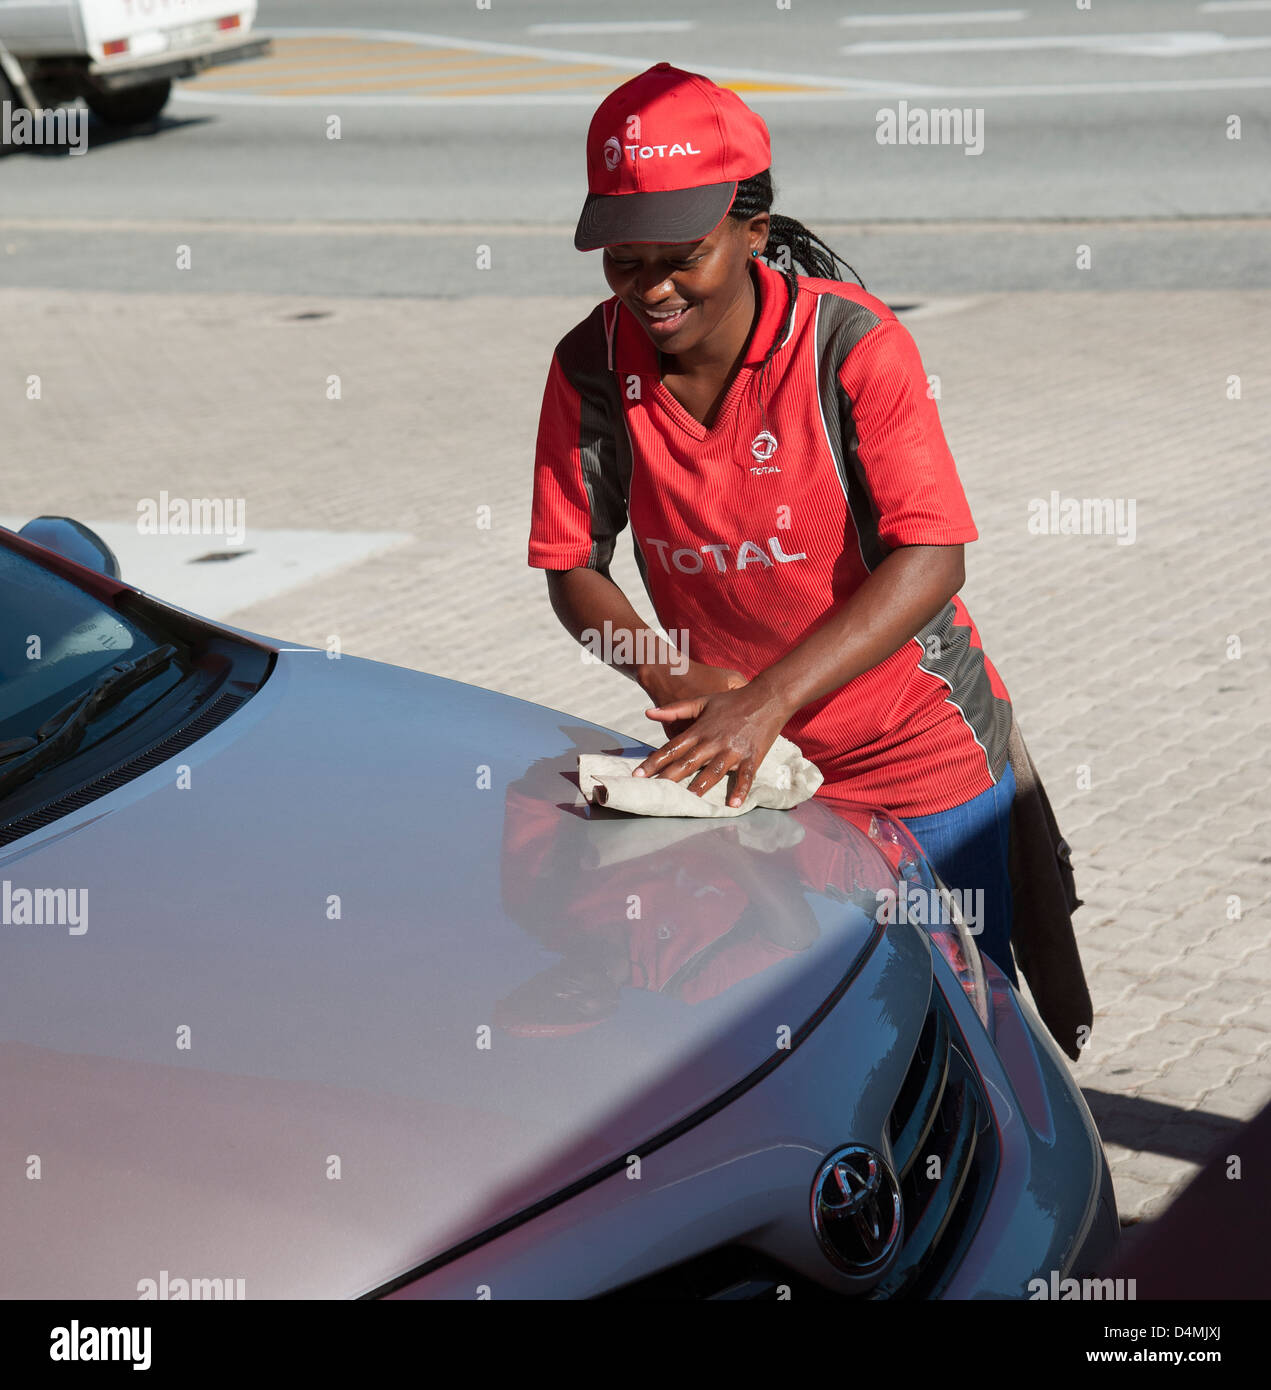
[[0, 546, 164, 742]]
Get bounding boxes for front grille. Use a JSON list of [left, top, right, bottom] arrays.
[[868, 984, 999, 1298], [605, 985, 1000, 1302]]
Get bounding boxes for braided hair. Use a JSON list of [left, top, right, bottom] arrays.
[[730, 168, 865, 286], [728, 168, 866, 442]]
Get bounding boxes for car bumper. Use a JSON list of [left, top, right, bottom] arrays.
[[384, 922, 1117, 1300], [934, 950, 1119, 1297], [87, 35, 270, 90]]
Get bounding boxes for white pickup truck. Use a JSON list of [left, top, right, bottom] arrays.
[[0, 0, 268, 125]]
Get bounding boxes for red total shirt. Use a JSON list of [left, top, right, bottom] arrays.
[[528, 256, 1013, 818]]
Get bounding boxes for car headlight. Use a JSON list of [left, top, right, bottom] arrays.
[[865, 811, 994, 1034], [927, 878, 993, 1035]]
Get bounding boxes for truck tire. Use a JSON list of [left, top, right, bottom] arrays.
[[0, 69, 17, 155], [81, 78, 172, 126]]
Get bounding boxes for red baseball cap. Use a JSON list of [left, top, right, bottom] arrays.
[[574, 62, 772, 252]]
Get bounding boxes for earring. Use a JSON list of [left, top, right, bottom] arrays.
[[751, 249, 759, 257]]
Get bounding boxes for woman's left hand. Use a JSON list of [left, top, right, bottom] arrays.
[[633, 682, 794, 808]]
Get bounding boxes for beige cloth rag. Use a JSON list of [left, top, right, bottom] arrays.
[[578, 735, 823, 818]]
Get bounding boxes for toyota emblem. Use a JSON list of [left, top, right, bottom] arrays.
[[811, 1145, 903, 1275]]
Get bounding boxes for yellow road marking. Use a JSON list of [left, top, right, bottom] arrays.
[[191, 63, 583, 91], [725, 80, 834, 92], [195, 49, 559, 78], [190, 55, 619, 91], [182, 36, 831, 98], [244, 66, 641, 99]]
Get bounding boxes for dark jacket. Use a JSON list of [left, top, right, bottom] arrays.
[[1006, 717, 1093, 1061]]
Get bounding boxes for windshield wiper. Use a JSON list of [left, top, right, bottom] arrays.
[[0, 644, 179, 800]]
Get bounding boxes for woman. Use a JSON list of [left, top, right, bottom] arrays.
[[528, 63, 1019, 985]]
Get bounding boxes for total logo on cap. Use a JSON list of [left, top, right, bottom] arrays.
[[601, 131, 703, 172], [575, 61, 772, 252]]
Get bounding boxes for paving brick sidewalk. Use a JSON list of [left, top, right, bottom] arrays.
[[4, 285, 1268, 1224]]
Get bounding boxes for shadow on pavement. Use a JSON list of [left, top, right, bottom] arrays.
[[1083, 1087, 1243, 1163], [1, 112, 213, 158]]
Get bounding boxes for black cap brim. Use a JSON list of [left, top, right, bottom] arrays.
[[574, 181, 737, 252]]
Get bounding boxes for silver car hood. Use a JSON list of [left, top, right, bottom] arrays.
[[0, 650, 901, 1299]]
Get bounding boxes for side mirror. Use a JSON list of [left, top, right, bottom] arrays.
[[18, 516, 122, 579]]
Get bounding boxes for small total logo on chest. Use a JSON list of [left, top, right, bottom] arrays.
[[750, 430, 780, 474]]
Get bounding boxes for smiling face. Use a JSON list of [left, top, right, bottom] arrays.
[[602, 212, 770, 360]]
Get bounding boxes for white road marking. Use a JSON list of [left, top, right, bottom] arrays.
[[0, 217, 581, 234], [843, 30, 1271, 56], [2, 517, 412, 621], [841, 9, 1027, 24], [526, 21, 696, 34], [6, 216, 1263, 236], [170, 74, 1271, 106], [166, 26, 1271, 107], [231, 26, 913, 93]]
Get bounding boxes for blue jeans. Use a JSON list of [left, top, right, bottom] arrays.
[[901, 759, 1018, 987]]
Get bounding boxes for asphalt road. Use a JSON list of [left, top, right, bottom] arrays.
[[1, 0, 1269, 295]]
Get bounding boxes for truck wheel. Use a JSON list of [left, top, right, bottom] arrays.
[[0, 70, 17, 155], [81, 78, 172, 126]]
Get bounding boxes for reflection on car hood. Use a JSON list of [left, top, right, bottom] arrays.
[[0, 651, 902, 1298]]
